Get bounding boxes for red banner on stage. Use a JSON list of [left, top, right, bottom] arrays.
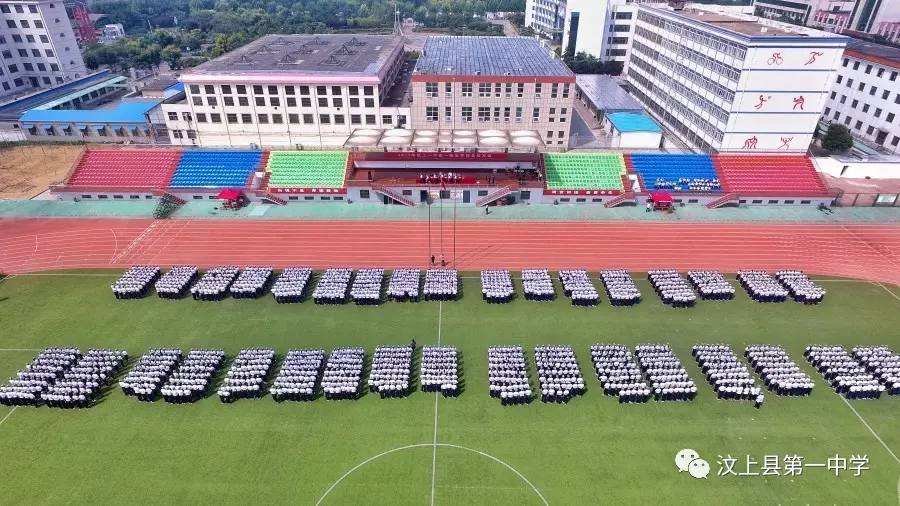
[[378, 152, 509, 161]]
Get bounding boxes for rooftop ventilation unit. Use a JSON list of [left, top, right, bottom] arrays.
[[346, 37, 366, 46], [334, 44, 358, 56], [321, 55, 345, 66]]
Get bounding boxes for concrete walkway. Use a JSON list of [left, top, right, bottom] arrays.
[[1, 198, 898, 223]]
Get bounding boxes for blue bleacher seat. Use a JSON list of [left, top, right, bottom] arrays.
[[629, 154, 721, 193], [168, 150, 263, 188]]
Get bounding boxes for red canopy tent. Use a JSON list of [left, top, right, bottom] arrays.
[[649, 191, 674, 210], [216, 188, 243, 201]]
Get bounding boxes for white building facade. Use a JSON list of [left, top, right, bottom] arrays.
[[0, 0, 86, 100], [627, 6, 846, 152], [562, 0, 637, 62], [162, 34, 408, 148], [525, 0, 567, 40], [848, 0, 900, 43], [823, 39, 900, 153]]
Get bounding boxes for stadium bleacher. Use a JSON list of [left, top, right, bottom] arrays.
[[169, 150, 263, 188], [543, 153, 625, 191], [629, 154, 721, 193], [66, 149, 182, 188], [712, 155, 828, 195], [266, 151, 348, 189]]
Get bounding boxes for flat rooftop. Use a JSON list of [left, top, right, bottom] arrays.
[[845, 37, 900, 69], [184, 34, 403, 78], [575, 75, 643, 112], [653, 7, 844, 39], [0, 70, 119, 122], [20, 97, 163, 125], [414, 36, 573, 78]]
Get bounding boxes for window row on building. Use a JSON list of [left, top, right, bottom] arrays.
[[637, 10, 747, 60], [423, 105, 568, 123], [841, 57, 899, 82], [177, 111, 406, 127], [187, 84, 377, 97], [629, 54, 730, 126], [189, 95, 377, 109], [634, 25, 741, 83], [632, 40, 736, 105], [825, 108, 900, 148], [423, 81, 570, 99]]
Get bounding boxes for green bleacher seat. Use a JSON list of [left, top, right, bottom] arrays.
[[266, 151, 348, 189], [544, 153, 625, 191]]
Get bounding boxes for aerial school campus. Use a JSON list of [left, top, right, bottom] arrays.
[[1, 2, 900, 506]]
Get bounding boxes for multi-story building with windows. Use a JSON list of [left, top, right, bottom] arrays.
[[627, 5, 846, 152], [0, 0, 86, 100], [526, 0, 567, 41], [162, 34, 407, 148], [823, 38, 900, 153], [410, 36, 575, 147], [562, 0, 637, 62], [848, 0, 900, 43]]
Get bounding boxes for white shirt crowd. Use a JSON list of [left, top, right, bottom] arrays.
[[852, 346, 900, 396], [481, 270, 514, 303], [806, 345, 884, 399], [271, 267, 313, 303], [687, 271, 735, 300], [535, 345, 585, 403], [559, 270, 599, 306], [591, 344, 652, 403], [270, 349, 325, 401], [218, 348, 275, 402], [368, 345, 413, 398], [112, 266, 160, 299], [387, 269, 421, 302], [648, 270, 697, 307], [693, 344, 761, 403], [600, 270, 641, 306], [313, 268, 353, 304], [489, 346, 533, 405], [522, 269, 555, 301], [775, 271, 826, 304], [191, 267, 240, 301], [155, 266, 198, 299], [635, 344, 698, 401], [120, 348, 181, 401], [0, 348, 78, 406], [322, 347, 364, 400], [424, 269, 458, 301], [746, 345, 814, 396], [160, 349, 225, 403], [350, 268, 384, 305], [737, 270, 789, 303], [230, 267, 273, 299], [421, 346, 459, 397]]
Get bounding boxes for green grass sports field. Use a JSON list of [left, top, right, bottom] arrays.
[[0, 271, 898, 505]]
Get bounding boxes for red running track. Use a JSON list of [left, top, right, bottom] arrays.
[[2, 218, 900, 284]]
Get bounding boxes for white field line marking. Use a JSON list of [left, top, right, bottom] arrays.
[[0, 348, 41, 352], [109, 221, 159, 265], [873, 282, 900, 303], [0, 406, 18, 427], [839, 396, 900, 466], [315, 443, 548, 506], [430, 300, 442, 506], [8, 273, 119, 277]]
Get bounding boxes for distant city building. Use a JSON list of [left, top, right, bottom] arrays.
[[823, 38, 900, 153], [0, 0, 87, 100], [411, 36, 575, 146], [525, 0, 567, 41], [627, 5, 847, 152], [99, 23, 124, 44], [753, 0, 898, 43], [848, 0, 900, 43], [562, 0, 637, 62]]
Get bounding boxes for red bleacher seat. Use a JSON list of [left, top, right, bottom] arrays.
[[66, 149, 183, 188], [712, 155, 828, 195]]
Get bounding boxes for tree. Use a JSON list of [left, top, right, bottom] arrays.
[[822, 124, 854, 152], [162, 45, 183, 69]]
